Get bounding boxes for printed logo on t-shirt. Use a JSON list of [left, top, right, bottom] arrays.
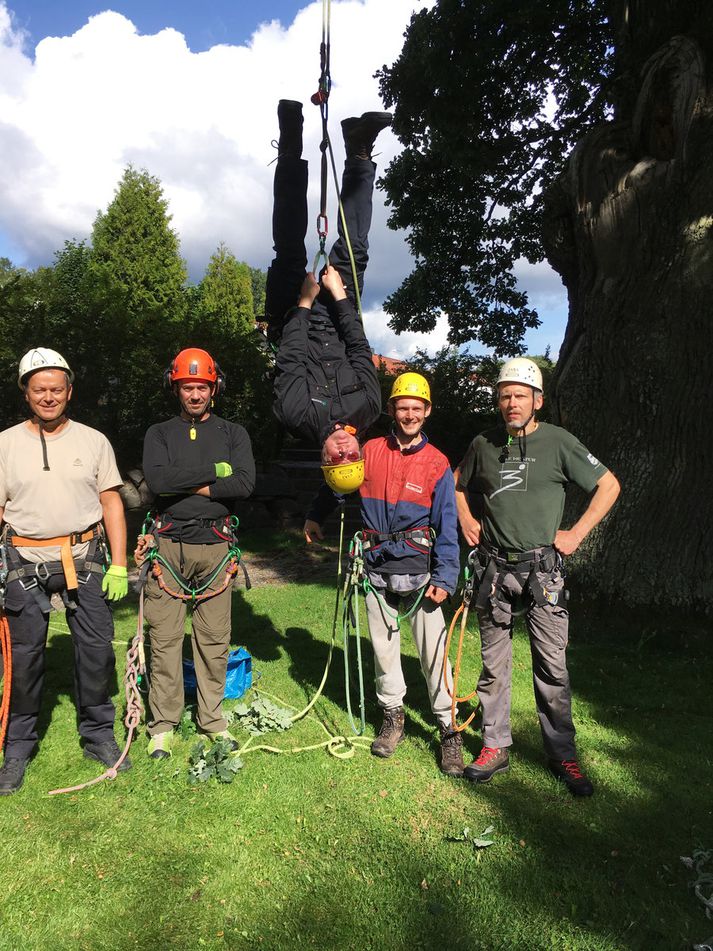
[[587, 453, 600, 467], [405, 482, 423, 494], [72, 458, 83, 467], [490, 461, 529, 498]]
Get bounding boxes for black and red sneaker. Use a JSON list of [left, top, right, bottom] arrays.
[[549, 759, 594, 797], [463, 746, 510, 783]]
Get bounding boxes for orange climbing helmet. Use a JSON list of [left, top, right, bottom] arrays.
[[165, 348, 225, 394]]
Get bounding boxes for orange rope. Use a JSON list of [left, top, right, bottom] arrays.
[[0, 614, 13, 752], [443, 600, 479, 733]]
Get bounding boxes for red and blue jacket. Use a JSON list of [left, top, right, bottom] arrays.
[[309, 433, 460, 594]]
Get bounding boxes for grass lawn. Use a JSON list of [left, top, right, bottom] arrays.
[[0, 538, 711, 951]]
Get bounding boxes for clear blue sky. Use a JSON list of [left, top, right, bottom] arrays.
[[8, 1, 304, 51]]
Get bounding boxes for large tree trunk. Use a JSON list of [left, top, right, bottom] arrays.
[[543, 4, 713, 613]]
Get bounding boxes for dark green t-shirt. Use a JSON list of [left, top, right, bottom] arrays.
[[457, 422, 608, 551]]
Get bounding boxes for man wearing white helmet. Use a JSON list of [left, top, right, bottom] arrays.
[[0, 348, 129, 794], [454, 357, 620, 796]]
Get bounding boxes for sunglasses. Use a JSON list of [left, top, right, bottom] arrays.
[[328, 449, 361, 464]]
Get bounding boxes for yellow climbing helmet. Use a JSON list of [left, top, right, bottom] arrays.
[[321, 459, 365, 495], [388, 372, 431, 404]]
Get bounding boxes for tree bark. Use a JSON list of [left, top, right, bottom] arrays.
[[543, 9, 713, 613]]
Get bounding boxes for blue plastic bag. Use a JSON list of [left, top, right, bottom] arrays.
[[183, 647, 252, 700]]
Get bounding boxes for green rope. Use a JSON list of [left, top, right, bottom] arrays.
[[341, 541, 366, 735]]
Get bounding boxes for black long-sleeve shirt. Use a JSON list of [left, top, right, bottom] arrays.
[[143, 414, 255, 543], [273, 296, 382, 445]]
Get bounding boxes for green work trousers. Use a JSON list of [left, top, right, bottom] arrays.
[[145, 539, 233, 735]]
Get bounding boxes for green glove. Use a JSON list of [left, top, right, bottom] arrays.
[[102, 565, 128, 602], [215, 461, 233, 478]]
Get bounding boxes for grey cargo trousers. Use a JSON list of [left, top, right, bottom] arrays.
[[476, 561, 576, 760]]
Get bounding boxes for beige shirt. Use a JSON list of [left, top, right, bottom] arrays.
[[0, 420, 122, 563]]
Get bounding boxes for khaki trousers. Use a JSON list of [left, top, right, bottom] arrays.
[[365, 587, 455, 729], [145, 539, 232, 735]]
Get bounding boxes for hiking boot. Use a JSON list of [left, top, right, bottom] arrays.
[[371, 706, 405, 758], [147, 730, 174, 760], [341, 111, 392, 160], [549, 759, 594, 797], [439, 725, 465, 777], [206, 729, 239, 752], [277, 99, 303, 159], [83, 739, 132, 772], [463, 746, 509, 783], [0, 757, 30, 795]]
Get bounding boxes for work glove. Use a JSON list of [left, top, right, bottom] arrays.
[[215, 461, 233, 478], [102, 564, 128, 602]]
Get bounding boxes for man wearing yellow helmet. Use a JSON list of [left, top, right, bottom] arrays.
[[454, 357, 620, 796], [305, 372, 464, 776], [264, 100, 384, 453]]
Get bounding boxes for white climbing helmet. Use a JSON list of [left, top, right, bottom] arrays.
[[18, 348, 75, 389], [496, 357, 543, 392]]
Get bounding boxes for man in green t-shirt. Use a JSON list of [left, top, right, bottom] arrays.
[[454, 358, 620, 796]]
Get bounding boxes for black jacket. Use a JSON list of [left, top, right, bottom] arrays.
[[273, 297, 381, 445], [143, 414, 255, 543]]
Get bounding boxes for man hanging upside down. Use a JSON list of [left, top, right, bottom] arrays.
[[265, 99, 390, 491]]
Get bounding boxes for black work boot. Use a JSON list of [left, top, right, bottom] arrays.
[[548, 758, 594, 797], [439, 725, 465, 777], [371, 706, 405, 758], [0, 757, 30, 795], [341, 111, 392, 160], [277, 99, 303, 159], [463, 745, 510, 784], [83, 738, 132, 772]]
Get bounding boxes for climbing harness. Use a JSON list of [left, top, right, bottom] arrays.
[[443, 550, 480, 733], [3, 524, 106, 611], [473, 542, 563, 615], [137, 514, 251, 603]]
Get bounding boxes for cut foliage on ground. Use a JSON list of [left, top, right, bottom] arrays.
[[0, 541, 711, 951]]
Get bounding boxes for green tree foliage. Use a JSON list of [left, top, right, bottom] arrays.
[[377, 0, 614, 351], [191, 245, 279, 461], [0, 170, 276, 467], [86, 166, 188, 461]]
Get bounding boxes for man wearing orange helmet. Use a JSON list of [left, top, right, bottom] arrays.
[[141, 348, 255, 759], [304, 372, 464, 776], [265, 100, 384, 463]]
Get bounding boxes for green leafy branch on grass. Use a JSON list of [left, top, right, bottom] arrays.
[[188, 739, 244, 785], [448, 825, 496, 850], [228, 694, 293, 736]]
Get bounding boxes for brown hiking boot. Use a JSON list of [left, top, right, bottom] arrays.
[[371, 706, 405, 758], [463, 745, 510, 784], [439, 725, 465, 777], [342, 111, 392, 160]]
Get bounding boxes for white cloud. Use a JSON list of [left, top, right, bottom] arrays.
[[363, 305, 451, 361], [0, 0, 568, 356], [0, 1, 423, 301]]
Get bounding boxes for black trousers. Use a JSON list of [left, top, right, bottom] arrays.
[[3, 567, 117, 758], [265, 156, 376, 330]]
